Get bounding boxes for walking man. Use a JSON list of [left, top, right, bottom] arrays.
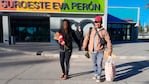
[[82, 16, 112, 82]]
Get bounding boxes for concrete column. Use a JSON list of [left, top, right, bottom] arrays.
[[2, 16, 10, 45]]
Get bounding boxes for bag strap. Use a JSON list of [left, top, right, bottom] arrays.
[[95, 28, 102, 39], [88, 28, 92, 40]]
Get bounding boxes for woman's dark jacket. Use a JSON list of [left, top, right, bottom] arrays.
[[58, 30, 79, 50]]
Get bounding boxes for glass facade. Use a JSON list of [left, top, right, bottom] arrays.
[[10, 16, 50, 42], [107, 23, 134, 41]]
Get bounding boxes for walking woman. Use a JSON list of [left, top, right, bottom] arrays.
[[54, 19, 79, 80]]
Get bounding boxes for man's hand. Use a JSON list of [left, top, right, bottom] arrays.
[[82, 47, 85, 51], [107, 51, 112, 56]]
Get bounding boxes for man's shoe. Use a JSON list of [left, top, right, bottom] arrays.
[[96, 79, 100, 82], [92, 76, 96, 80], [96, 76, 101, 82]]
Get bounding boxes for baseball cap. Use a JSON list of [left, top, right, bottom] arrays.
[[95, 16, 102, 23]]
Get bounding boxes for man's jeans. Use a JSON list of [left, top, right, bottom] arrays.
[[91, 51, 104, 76]]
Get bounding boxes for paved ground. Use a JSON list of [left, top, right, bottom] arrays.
[[0, 42, 149, 58], [113, 42, 149, 57], [0, 42, 149, 84]]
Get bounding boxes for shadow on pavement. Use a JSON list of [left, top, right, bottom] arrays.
[[69, 70, 94, 78], [0, 43, 59, 55], [0, 52, 27, 58], [112, 39, 149, 45], [114, 60, 149, 81], [0, 59, 57, 68]]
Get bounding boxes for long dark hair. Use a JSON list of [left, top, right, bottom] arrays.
[[59, 19, 72, 36]]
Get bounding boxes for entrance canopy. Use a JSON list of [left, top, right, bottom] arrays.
[[108, 7, 140, 24]]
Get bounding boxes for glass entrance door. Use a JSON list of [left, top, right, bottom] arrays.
[[108, 23, 132, 41], [15, 26, 50, 42], [11, 16, 50, 42]]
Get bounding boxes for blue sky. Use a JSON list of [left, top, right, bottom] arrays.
[[108, 0, 149, 26]]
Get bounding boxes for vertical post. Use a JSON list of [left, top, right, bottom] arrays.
[[47, 14, 50, 42], [103, 0, 108, 29], [2, 16, 10, 45], [137, 7, 140, 27]]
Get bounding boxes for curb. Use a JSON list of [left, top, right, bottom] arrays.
[[0, 47, 148, 60]]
